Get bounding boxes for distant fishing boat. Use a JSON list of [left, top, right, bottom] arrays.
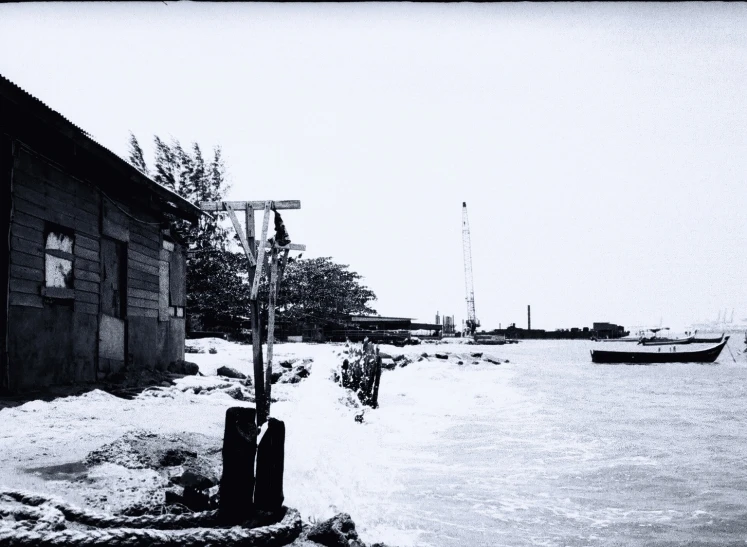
[[692, 333, 725, 344], [639, 335, 694, 346], [591, 337, 729, 364]]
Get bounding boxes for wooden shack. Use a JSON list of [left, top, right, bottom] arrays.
[[0, 74, 202, 393]]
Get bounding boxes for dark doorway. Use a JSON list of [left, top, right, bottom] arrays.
[[99, 237, 127, 377]]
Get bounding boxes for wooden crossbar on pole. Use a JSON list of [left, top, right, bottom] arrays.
[[197, 198, 303, 427], [224, 202, 257, 266], [201, 200, 300, 211], [251, 201, 272, 301]]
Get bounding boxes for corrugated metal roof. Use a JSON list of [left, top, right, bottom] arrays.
[[0, 73, 203, 220], [0, 73, 91, 138]]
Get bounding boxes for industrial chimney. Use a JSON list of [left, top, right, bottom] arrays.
[[528, 305, 531, 331]]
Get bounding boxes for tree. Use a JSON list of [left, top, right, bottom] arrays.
[[128, 134, 240, 330], [260, 257, 377, 332], [127, 135, 379, 336]]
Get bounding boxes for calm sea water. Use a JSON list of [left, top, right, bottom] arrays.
[[279, 338, 747, 547]]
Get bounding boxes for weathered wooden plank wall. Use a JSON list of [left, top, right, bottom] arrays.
[[5, 145, 188, 391], [1, 135, 11, 392], [7, 148, 101, 389]]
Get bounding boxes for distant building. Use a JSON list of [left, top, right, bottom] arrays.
[[488, 321, 627, 340], [592, 322, 629, 339], [323, 315, 442, 343], [443, 315, 456, 336]]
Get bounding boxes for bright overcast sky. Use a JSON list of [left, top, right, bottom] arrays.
[[2, 2, 746, 331]]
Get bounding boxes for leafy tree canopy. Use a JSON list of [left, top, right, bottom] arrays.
[[259, 257, 377, 328], [127, 134, 378, 333]]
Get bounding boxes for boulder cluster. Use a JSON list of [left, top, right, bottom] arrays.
[[290, 512, 395, 547]]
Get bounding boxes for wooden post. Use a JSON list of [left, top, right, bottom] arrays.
[[253, 417, 285, 511], [250, 201, 272, 300], [265, 246, 279, 412], [218, 407, 258, 524], [371, 349, 382, 409], [197, 199, 305, 428], [246, 206, 268, 427]]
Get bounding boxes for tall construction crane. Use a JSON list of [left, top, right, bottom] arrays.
[[462, 202, 480, 337]]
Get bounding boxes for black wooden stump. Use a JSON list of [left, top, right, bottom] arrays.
[[253, 417, 285, 511], [218, 407, 258, 524]]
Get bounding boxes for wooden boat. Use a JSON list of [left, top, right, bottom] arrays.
[[639, 335, 694, 346], [591, 336, 729, 364], [692, 333, 724, 344]]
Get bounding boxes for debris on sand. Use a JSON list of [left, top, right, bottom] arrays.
[[216, 366, 246, 380]]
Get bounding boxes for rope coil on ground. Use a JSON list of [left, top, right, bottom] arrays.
[[0, 489, 301, 546]]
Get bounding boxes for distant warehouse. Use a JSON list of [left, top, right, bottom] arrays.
[[592, 322, 629, 339], [1, 74, 202, 393]]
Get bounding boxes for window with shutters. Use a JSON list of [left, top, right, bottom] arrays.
[[43, 227, 75, 298]]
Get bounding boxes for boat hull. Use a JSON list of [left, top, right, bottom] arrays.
[[591, 337, 729, 364], [692, 334, 724, 344], [639, 336, 694, 346]]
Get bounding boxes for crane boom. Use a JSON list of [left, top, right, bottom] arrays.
[[462, 202, 479, 336]]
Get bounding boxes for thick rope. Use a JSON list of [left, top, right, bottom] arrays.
[[0, 489, 301, 546]]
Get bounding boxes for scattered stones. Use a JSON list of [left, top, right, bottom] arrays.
[[159, 448, 197, 467], [208, 347, 218, 354], [168, 359, 199, 375], [184, 345, 205, 354], [164, 487, 187, 510], [393, 355, 412, 367], [306, 513, 363, 547], [420, 352, 429, 358], [183, 486, 210, 511], [279, 359, 297, 369], [223, 386, 247, 401], [85, 430, 219, 473], [470, 352, 483, 358], [380, 358, 396, 370], [172, 469, 216, 491], [216, 366, 246, 380], [458, 361, 464, 365], [435, 354, 449, 360], [484, 357, 502, 365], [354, 411, 364, 424], [278, 364, 311, 384], [472, 361, 480, 365]]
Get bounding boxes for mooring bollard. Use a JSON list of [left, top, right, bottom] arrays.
[[219, 407, 258, 524], [253, 417, 286, 511]]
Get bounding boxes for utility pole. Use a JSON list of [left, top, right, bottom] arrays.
[[199, 200, 304, 427]]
